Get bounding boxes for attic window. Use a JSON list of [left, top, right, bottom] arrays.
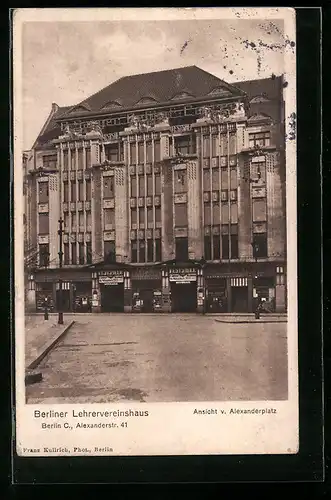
[[248, 113, 272, 123], [100, 101, 123, 110], [171, 92, 194, 100], [207, 87, 232, 97], [68, 105, 90, 114], [250, 95, 270, 103], [135, 96, 158, 106]]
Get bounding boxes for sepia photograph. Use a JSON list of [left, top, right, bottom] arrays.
[[14, 7, 298, 456]]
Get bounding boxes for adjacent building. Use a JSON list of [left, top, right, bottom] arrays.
[[23, 65, 287, 314]]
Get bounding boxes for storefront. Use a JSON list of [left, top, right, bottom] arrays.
[[169, 267, 198, 313], [131, 267, 162, 313], [99, 270, 125, 312], [253, 276, 276, 312], [205, 276, 227, 313]]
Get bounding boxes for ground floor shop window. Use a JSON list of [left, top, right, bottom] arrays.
[[35, 282, 54, 311]]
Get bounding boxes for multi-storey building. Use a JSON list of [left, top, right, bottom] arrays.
[[24, 66, 287, 314]]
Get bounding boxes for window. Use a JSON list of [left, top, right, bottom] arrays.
[[204, 236, 211, 261], [253, 232, 268, 258], [72, 213, 77, 230], [71, 150, 77, 169], [104, 209, 115, 228], [71, 243, 77, 265], [154, 140, 160, 162], [154, 175, 161, 195], [38, 182, 49, 203], [63, 151, 69, 170], [64, 213, 69, 231], [147, 175, 153, 195], [155, 238, 161, 261], [146, 142, 153, 163], [139, 207, 145, 227], [230, 202, 238, 223], [203, 135, 210, 157], [220, 134, 228, 156], [78, 149, 84, 169], [212, 135, 219, 157], [175, 237, 188, 261], [138, 176, 145, 197], [71, 181, 77, 201], [85, 148, 91, 168], [130, 143, 137, 164], [105, 144, 120, 162], [103, 177, 114, 198], [104, 241, 116, 262], [249, 131, 270, 148], [38, 214, 49, 234], [79, 243, 85, 265], [63, 182, 69, 202], [221, 203, 229, 224], [131, 240, 137, 263], [147, 207, 153, 224], [39, 244, 49, 267], [250, 162, 266, 183], [174, 135, 195, 155], [175, 203, 188, 226], [174, 171, 187, 193], [212, 169, 219, 190], [42, 154, 57, 170], [204, 204, 211, 225], [78, 180, 84, 201], [138, 240, 145, 263], [86, 242, 92, 264], [131, 209, 137, 225], [213, 235, 221, 260], [79, 212, 84, 228], [147, 240, 153, 262], [221, 234, 229, 260], [213, 203, 220, 224], [64, 243, 69, 265], [86, 212, 92, 229], [155, 207, 161, 223], [138, 142, 144, 164], [86, 180, 91, 200], [231, 233, 239, 259], [230, 168, 238, 189], [229, 133, 236, 155], [252, 199, 267, 222], [131, 177, 137, 197], [221, 168, 228, 189], [203, 170, 210, 191]]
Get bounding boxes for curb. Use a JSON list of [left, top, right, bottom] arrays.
[[215, 319, 288, 324], [27, 320, 75, 371]]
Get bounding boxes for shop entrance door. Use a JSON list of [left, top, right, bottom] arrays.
[[171, 282, 197, 312], [56, 289, 71, 312], [101, 284, 124, 312], [231, 287, 248, 312], [139, 289, 154, 313]]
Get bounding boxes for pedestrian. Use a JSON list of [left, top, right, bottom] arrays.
[[44, 296, 49, 320], [255, 297, 262, 320]]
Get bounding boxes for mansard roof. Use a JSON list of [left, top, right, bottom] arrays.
[[61, 66, 246, 117]]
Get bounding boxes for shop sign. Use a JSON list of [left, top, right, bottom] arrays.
[[99, 276, 124, 285], [169, 274, 197, 283], [169, 267, 196, 274], [131, 269, 161, 280], [99, 270, 123, 277]]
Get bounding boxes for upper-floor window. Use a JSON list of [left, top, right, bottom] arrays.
[[252, 232, 268, 258], [175, 237, 188, 261], [174, 170, 187, 193], [103, 177, 114, 198], [174, 135, 196, 155], [85, 148, 91, 168], [249, 131, 270, 148], [42, 155, 57, 170], [39, 243, 49, 267], [104, 241, 116, 263], [38, 181, 49, 203], [105, 143, 122, 162]]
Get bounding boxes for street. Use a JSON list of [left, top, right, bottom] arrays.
[[26, 314, 288, 404]]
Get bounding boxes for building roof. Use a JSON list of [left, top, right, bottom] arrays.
[[33, 105, 72, 148], [62, 65, 246, 118], [235, 75, 283, 102]]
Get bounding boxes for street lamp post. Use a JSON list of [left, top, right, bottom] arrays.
[[58, 218, 64, 325]]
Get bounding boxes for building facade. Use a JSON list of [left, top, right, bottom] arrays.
[[24, 66, 287, 314]]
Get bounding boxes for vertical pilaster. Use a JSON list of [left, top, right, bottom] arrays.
[[187, 160, 202, 260], [91, 272, 101, 312], [115, 166, 128, 262], [161, 268, 171, 312], [92, 168, 102, 262], [161, 134, 173, 261], [48, 174, 60, 268], [124, 270, 132, 312], [266, 152, 285, 258], [238, 154, 252, 259]]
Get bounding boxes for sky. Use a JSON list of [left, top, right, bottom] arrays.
[[21, 17, 287, 150]]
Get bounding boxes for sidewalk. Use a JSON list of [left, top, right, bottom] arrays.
[[213, 313, 287, 324], [25, 316, 75, 370]]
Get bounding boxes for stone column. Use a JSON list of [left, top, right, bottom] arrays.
[[238, 154, 253, 260], [161, 268, 171, 312], [91, 272, 101, 313], [187, 160, 202, 260], [124, 270, 132, 312], [114, 166, 128, 262], [266, 152, 286, 259], [161, 158, 174, 261], [92, 168, 102, 261], [48, 173, 60, 268]]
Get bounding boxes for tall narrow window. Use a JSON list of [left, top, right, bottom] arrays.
[[71, 150, 77, 170], [104, 209, 115, 228], [174, 170, 187, 193], [213, 235, 221, 260], [138, 142, 144, 164], [131, 177, 137, 197], [147, 207, 153, 224], [38, 182, 49, 203], [78, 180, 84, 201], [252, 199, 267, 222], [175, 237, 188, 261], [38, 214, 49, 234], [86, 241, 92, 264], [154, 140, 160, 162], [78, 149, 84, 169], [85, 148, 91, 168], [64, 243, 69, 265], [154, 174, 161, 195], [221, 168, 228, 190], [231, 233, 239, 259], [229, 133, 236, 155], [131, 209, 137, 225], [175, 203, 188, 226], [79, 212, 84, 229], [39, 244, 49, 267], [79, 242, 84, 265], [146, 141, 153, 163], [130, 143, 137, 164], [147, 239, 153, 262], [64, 213, 69, 231], [103, 177, 114, 198], [213, 203, 220, 225], [85, 180, 91, 201], [155, 238, 161, 262], [212, 135, 218, 157], [230, 168, 238, 189], [147, 175, 153, 195], [204, 204, 211, 225], [131, 240, 137, 263], [221, 233, 229, 260], [105, 144, 119, 162], [139, 207, 145, 228], [155, 207, 161, 224], [203, 170, 211, 191], [63, 151, 69, 170], [104, 241, 116, 262], [203, 135, 210, 157], [139, 240, 145, 263], [212, 169, 219, 190], [204, 236, 211, 261], [138, 176, 145, 197], [252, 232, 268, 258], [71, 181, 77, 201], [71, 243, 77, 265], [86, 212, 92, 230]]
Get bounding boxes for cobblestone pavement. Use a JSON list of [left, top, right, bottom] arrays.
[[26, 314, 288, 404]]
